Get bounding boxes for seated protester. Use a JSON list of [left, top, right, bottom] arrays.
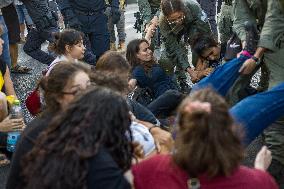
[[126, 38, 179, 100], [90, 71, 158, 157], [190, 34, 223, 83], [95, 51, 160, 125], [191, 34, 257, 105], [6, 62, 91, 189], [20, 88, 132, 189], [0, 24, 24, 165], [132, 89, 278, 189], [94, 53, 174, 154], [95, 51, 182, 121], [46, 29, 86, 75]]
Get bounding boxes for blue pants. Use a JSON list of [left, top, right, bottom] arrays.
[[78, 12, 109, 63], [15, 4, 33, 25], [0, 16, 11, 68], [23, 27, 57, 65], [192, 55, 284, 145]]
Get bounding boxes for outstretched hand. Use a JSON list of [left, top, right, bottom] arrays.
[[254, 146, 272, 171]]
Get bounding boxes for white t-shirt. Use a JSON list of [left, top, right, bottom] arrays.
[[46, 55, 78, 76], [130, 121, 156, 156]]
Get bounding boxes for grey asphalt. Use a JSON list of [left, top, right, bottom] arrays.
[[0, 3, 264, 188]]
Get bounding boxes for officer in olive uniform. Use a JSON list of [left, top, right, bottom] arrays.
[[233, 0, 284, 185], [138, 0, 160, 25], [159, 0, 212, 92], [137, 0, 161, 49], [217, 0, 233, 48]]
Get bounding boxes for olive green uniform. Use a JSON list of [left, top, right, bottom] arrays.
[[137, 0, 161, 49], [233, 0, 284, 185], [217, 0, 233, 46], [159, 0, 211, 80], [138, 0, 160, 24]]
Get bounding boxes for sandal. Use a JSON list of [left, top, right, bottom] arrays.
[[11, 65, 32, 74], [0, 153, 10, 167]]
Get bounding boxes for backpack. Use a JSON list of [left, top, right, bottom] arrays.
[[128, 87, 153, 106]]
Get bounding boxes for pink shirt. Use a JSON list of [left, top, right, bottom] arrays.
[[132, 155, 278, 189]]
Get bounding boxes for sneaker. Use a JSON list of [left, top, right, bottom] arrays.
[[110, 42, 117, 51], [244, 21, 259, 55]]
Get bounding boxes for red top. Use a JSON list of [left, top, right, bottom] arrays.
[[132, 155, 278, 189]]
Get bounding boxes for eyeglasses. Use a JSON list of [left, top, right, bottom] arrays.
[[61, 81, 93, 96], [167, 15, 185, 25]]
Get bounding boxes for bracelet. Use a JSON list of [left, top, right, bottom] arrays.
[[251, 56, 260, 65], [149, 125, 159, 133]]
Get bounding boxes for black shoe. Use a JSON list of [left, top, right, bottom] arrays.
[[244, 21, 259, 55], [178, 79, 191, 94]]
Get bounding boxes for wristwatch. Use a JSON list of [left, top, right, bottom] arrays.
[[251, 56, 260, 65]]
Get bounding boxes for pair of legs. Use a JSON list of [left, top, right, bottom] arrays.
[[78, 12, 109, 65], [23, 27, 57, 65], [192, 55, 284, 145], [15, 4, 34, 41], [108, 8, 126, 51]]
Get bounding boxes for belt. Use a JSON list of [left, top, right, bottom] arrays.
[[74, 9, 103, 16]]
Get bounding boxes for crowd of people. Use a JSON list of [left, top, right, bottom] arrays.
[[0, 0, 284, 188]]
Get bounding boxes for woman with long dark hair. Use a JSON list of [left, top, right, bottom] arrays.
[[126, 38, 179, 98], [21, 88, 133, 189], [6, 62, 91, 189]]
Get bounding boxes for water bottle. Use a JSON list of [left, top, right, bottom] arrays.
[[7, 100, 22, 153]]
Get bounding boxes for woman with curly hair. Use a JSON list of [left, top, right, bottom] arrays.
[[21, 87, 133, 189], [6, 62, 91, 189]]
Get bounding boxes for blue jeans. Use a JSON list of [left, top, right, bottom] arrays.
[[15, 4, 33, 25], [0, 16, 11, 68], [23, 27, 57, 65], [192, 55, 284, 145], [78, 12, 109, 63]]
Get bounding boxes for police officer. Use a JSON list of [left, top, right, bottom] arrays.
[[56, 0, 121, 64], [107, 0, 127, 52], [159, 0, 212, 92], [21, 0, 59, 65], [233, 0, 284, 185]]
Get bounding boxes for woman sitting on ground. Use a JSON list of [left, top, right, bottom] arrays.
[[46, 29, 86, 75], [21, 87, 133, 189], [0, 25, 24, 165], [126, 38, 180, 99], [95, 51, 174, 157], [6, 62, 91, 189], [132, 88, 278, 189]]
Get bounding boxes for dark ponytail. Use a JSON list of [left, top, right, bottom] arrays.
[[49, 29, 84, 55]]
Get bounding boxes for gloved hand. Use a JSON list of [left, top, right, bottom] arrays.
[[111, 7, 121, 24], [62, 9, 82, 31]]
